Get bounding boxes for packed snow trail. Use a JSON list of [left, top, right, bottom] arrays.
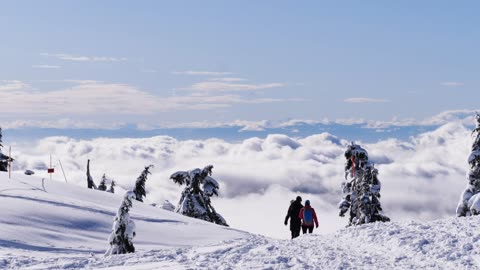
[[1, 172, 480, 269], [4, 217, 480, 269]]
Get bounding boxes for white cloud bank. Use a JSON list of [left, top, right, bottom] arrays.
[[7, 121, 473, 238]]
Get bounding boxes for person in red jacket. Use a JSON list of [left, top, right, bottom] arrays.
[[298, 200, 319, 234]]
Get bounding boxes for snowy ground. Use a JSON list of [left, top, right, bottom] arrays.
[[1, 172, 480, 269]]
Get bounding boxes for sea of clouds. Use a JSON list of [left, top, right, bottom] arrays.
[[8, 121, 474, 239]]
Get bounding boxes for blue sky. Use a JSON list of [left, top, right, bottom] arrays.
[[0, 1, 478, 128]]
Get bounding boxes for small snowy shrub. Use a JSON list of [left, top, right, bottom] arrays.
[[108, 180, 116, 194], [98, 174, 108, 191], [162, 200, 175, 212]]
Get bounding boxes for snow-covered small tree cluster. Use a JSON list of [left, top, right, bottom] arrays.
[[98, 174, 116, 193], [170, 165, 228, 226], [86, 160, 115, 193], [105, 191, 137, 255], [456, 113, 480, 216], [338, 143, 390, 226]]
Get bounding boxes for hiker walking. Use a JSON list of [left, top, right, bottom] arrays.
[[298, 200, 318, 234], [284, 196, 303, 239]]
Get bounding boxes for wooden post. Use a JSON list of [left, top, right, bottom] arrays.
[[50, 154, 52, 181], [59, 159, 67, 183]]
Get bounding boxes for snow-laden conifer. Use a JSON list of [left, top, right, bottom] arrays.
[[108, 180, 116, 194], [98, 174, 108, 191], [170, 165, 228, 226], [457, 113, 480, 216], [0, 127, 6, 172], [339, 143, 390, 226], [133, 165, 153, 202], [0, 127, 12, 172], [105, 191, 136, 256], [86, 159, 97, 189]]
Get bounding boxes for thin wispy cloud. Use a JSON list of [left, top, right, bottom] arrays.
[[344, 97, 390, 103], [172, 71, 233, 76], [441, 82, 464, 87], [32, 65, 61, 69], [40, 53, 127, 62], [38, 79, 102, 84], [209, 78, 246, 82], [0, 80, 29, 91], [188, 81, 285, 92], [1, 119, 125, 130], [140, 69, 158, 73]]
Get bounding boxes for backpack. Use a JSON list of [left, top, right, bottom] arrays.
[[303, 208, 314, 226]]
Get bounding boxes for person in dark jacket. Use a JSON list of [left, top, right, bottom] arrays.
[[284, 196, 303, 239], [298, 200, 319, 234]]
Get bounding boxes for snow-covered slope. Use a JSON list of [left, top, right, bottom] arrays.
[[0, 172, 247, 269], [1, 172, 480, 269]]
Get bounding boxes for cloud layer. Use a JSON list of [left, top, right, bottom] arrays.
[[7, 120, 474, 238], [0, 81, 295, 117]]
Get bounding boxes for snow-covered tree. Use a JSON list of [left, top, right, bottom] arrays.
[[98, 174, 108, 191], [0, 127, 13, 172], [170, 165, 228, 226], [86, 159, 97, 189], [105, 191, 136, 256], [133, 165, 153, 202], [457, 113, 480, 216], [108, 180, 116, 194], [338, 143, 390, 226], [0, 129, 6, 172]]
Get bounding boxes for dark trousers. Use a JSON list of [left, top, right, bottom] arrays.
[[291, 224, 301, 239], [302, 225, 314, 234]]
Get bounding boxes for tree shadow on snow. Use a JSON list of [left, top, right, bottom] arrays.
[[0, 239, 104, 254], [0, 194, 185, 224]]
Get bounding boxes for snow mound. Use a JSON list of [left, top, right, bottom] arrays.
[[1, 172, 480, 269]]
